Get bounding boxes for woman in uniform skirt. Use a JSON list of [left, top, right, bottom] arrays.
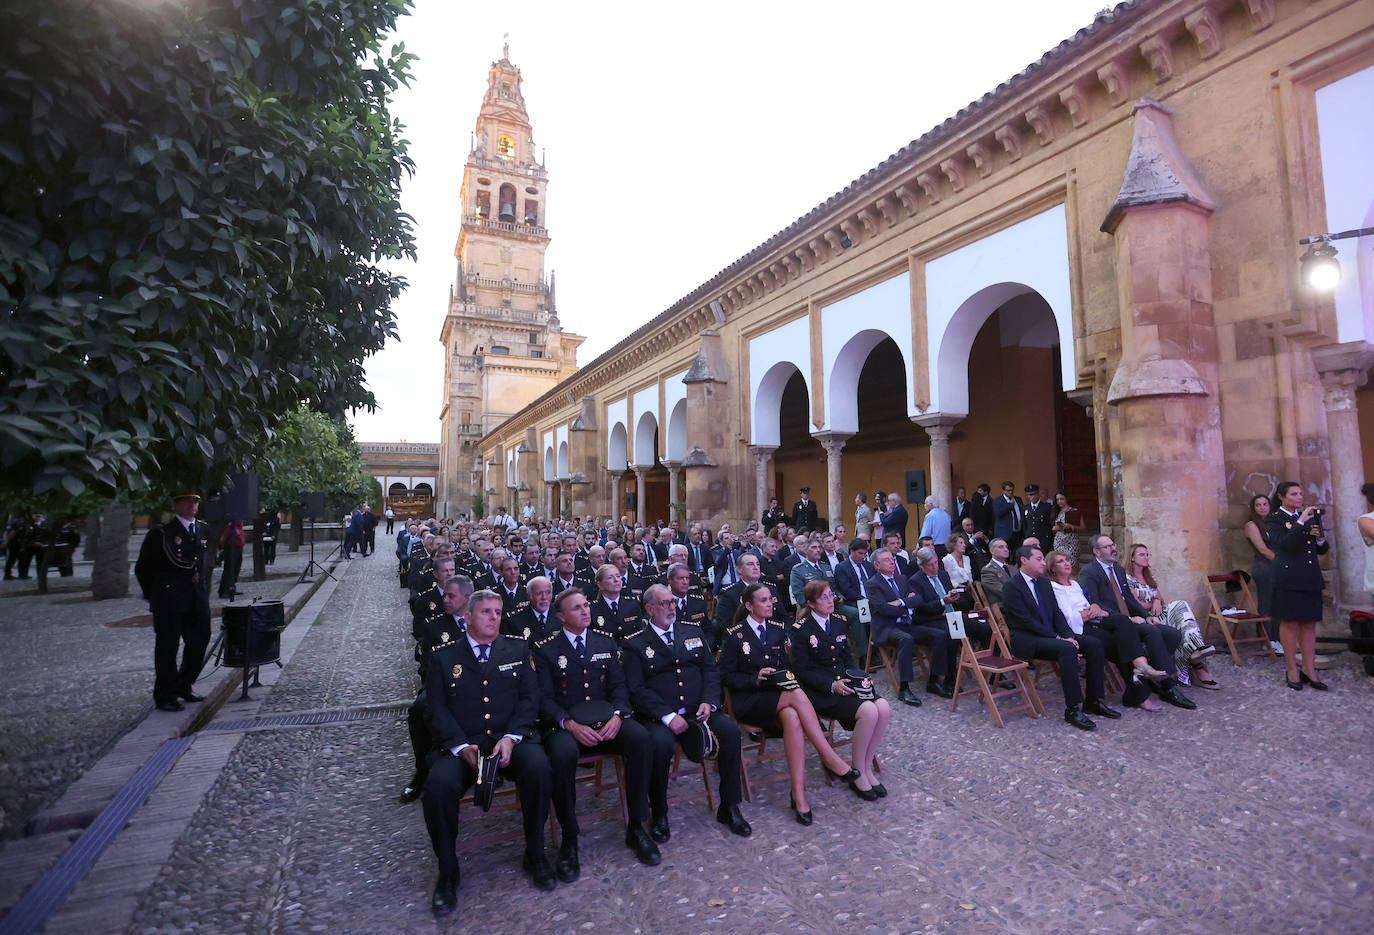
[[1266, 481, 1330, 690], [789, 580, 891, 800], [717, 583, 856, 825]]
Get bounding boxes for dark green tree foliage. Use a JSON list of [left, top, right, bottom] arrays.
[[0, 0, 416, 501], [258, 404, 378, 515]]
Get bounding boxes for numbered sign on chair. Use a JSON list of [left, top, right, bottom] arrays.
[[857, 598, 872, 623], [946, 610, 966, 640]]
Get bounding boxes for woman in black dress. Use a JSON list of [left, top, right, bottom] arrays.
[[789, 579, 891, 800], [717, 583, 856, 824], [1266, 481, 1330, 690]]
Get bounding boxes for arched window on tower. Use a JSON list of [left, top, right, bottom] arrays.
[[475, 190, 490, 220], [524, 200, 539, 226], [498, 184, 516, 223]]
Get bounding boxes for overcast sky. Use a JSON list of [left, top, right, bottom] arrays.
[[352, 0, 1113, 444]]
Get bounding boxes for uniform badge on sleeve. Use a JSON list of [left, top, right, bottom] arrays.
[[742, 641, 751, 656], [451, 664, 462, 679], [597, 616, 605, 626], [809, 634, 819, 648], [645, 645, 655, 659], [558, 655, 568, 670], [441, 632, 450, 643]]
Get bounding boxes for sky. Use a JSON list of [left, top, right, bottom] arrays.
[[352, 0, 1115, 444]]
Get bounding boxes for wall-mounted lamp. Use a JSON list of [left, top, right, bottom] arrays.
[[1298, 227, 1372, 290]]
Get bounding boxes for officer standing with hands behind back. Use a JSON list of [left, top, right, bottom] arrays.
[[134, 491, 212, 712]]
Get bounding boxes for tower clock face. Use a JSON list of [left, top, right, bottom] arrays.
[[497, 135, 515, 158]]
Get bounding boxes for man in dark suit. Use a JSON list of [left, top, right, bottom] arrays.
[[665, 563, 711, 641], [533, 589, 660, 878], [590, 564, 644, 643], [623, 583, 752, 841], [960, 517, 990, 577], [625, 542, 660, 597], [761, 498, 787, 531], [906, 547, 983, 696], [550, 550, 594, 600], [880, 493, 909, 549], [952, 487, 973, 528], [1079, 535, 1195, 709], [791, 487, 819, 532], [411, 555, 455, 634], [879, 531, 912, 577], [494, 557, 530, 622], [406, 574, 474, 803], [711, 533, 743, 596], [991, 482, 1025, 553], [1000, 545, 1117, 731], [970, 483, 994, 537], [867, 547, 928, 707], [504, 576, 557, 643], [681, 525, 711, 578], [1022, 485, 1055, 549], [135, 492, 212, 712], [713, 552, 779, 645], [831, 538, 876, 659], [422, 591, 553, 914]]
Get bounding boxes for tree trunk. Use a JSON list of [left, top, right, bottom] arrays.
[[34, 517, 61, 595], [250, 517, 266, 581], [91, 501, 132, 600], [289, 512, 303, 552]]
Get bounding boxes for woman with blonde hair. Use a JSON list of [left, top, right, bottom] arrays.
[[1125, 544, 1218, 690]]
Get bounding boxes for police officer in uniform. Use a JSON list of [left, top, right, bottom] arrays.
[[495, 556, 530, 620], [1267, 481, 1331, 690], [665, 563, 710, 640], [422, 591, 554, 915], [134, 491, 211, 711], [622, 583, 751, 840], [505, 576, 556, 643], [713, 552, 779, 649], [403, 574, 472, 803], [589, 563, 644, 643], [532, 589, 660, 880]]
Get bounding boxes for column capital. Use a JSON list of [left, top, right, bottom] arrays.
[[659, 459, 682, 470], [747, 444, 778, 463], [631, 464, 651, 476], [911, 413, 962, 443], [1319, 368, 1367, 414], [811, 430, 854, 455]]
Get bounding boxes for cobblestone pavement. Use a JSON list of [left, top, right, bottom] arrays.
[[0, 538, 326, 840], [122, 552, 1374, 935]]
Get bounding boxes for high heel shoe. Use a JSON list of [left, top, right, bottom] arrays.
[[789, 795, 813, 826], [1300, 672, 1329, 691], [872, 783, 888, 798], [823, 763, 860, 785], [1133, 662, 1168, 680], [1286, 678, 1303, 691], [850, 781, 880, 802]]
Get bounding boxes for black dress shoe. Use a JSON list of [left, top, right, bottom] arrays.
[[1063, 706, 1096, 731], [155, 699, 184, 712], [897, 688, 923, 707], [851, 783, 880, 802], [823, 763, 860, 784], [789, 795, 813, 826], [177, 689, 206, 703], [1286, 678, 1303, 691], [716, 804, 752, 837], [872, 783, 888, 798], [625, 823, 661, 866], [1300, 673, 1329, 691], [1082, 700, 1122, 720], [926, 680, 954, 699], [430, 872, 458, 916], [1159, 686, 1197, 710], [524, 850, 558, 890], [401, 771, 426, 803], [554, 840, 579, 883], [649, 812, 671, 843]]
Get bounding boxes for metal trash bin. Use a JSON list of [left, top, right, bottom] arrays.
[[222, 600, 286, 667]]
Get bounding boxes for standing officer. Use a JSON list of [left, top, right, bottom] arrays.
[[134, 491, 211, 711], [532, 589, 660, 881], [422, 591, 553, 915], [791, 487, 819, 532], [622, 583, 752, 840]]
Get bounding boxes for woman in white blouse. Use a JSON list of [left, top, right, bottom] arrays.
[[942, 532, 974, 587], [1045, 550, 1168, 711]]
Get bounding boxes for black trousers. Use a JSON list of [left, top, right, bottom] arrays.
[[644, 714, 742, 815], [1018, 633, 1104, 709], [872, 619, 916, 682], [545, 719, 651, 837], [218, 545, 243, 597], [409, 691, 432, 773], [152, 603, 210, 704], [363, 528, 376, 554], [421, 743, 551, 878], [262, 538, 277, 564], [911, 622, 959, 679]]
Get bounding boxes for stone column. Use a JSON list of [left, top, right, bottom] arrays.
[[661, 459, 682, 517], [748, 445, 777, 525], [812, 432, 853, 533], [544, 481, 555, 520], [912, 414, 962, 511], [632, 465, 649, 526], [682, 328, 734, 527], [609, 472, 622, 522], [1314, 343, 1374, 612]]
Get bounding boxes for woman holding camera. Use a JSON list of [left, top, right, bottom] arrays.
[[1266, 481, 1330, 690], [789, 579, 891, 801], [1360, 483, 1374, 603], [717, 583, 855, 825]]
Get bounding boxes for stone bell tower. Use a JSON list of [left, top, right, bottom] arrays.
[[437, 46, 584, 519]]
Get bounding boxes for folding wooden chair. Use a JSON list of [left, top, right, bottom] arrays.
[[668, 746, 716, 811], [969, 581, 990, 611], [455, 770, 528, 852], [547, 751, 628, 843], [863, 639, 900, 692], [1202, 572, 1274, 665], [950, 605, 1044, 727], [722, 688, 784, 802]]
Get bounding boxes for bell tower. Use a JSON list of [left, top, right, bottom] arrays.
[[438, 46, 584, 519]]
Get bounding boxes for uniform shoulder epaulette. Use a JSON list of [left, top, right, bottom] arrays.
[[622, 627, 645, 641], [500, 631, 527, 641], [724, 623, 743, 634], [590, 627, 615, 640], [534, 633, 559, 649], [792, 621, 802, 629]]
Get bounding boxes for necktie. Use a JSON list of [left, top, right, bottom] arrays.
[[930, 575, 946, 599], [1108, 566, 1129, 615], [678, 599, 685, 614], [536, 612, 545, 629], [477, 643, 490, 664], [757, 623, 767, 643], [665, 629, 674, 646], [822, 616, 830, 638], [457, 616, 467, 633], [610, 601, 617, 614], [575, 634, 586, 659]]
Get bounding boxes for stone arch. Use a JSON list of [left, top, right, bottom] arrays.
[[666, 399, 687, 460], [557, 440, 569, 478], [826, 327, 909, 434], [543, 445, 554, 481], [388, 482, 408, 497], [608, 421, 628, 470], [413, 482, 433, 497], [752, 360, 807, 446], [936, 282, 1060, 417], [634, 410, 659, 465]]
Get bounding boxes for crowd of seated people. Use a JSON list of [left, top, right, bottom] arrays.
[[387, 477, 1273, 915]]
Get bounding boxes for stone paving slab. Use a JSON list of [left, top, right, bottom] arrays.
[[106, 553, 1374, 935]]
